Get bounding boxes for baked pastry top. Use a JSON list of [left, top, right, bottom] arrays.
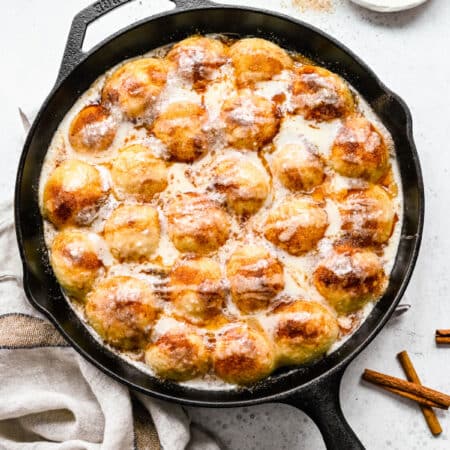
[[40, 35, 401, 387]]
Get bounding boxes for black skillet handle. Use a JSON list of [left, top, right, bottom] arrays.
[[56, 0, 217, 84], [281, 367, 365, 450]]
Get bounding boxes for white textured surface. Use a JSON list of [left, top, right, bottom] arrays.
[[1, 0, 449, 448]]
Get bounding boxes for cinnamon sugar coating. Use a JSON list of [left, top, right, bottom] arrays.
[[41, 35, 401, 386]]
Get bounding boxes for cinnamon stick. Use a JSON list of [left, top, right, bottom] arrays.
[[397, 351, 442, 436], [436, 329, 450, 335], [435, 330, 450, 344], [382, 386, 446, 410], [362, 369, 450, 409]]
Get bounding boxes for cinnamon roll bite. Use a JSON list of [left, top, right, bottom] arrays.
[[102, 57, 172, 120], [50, 229, 105, 300], [264, 196, 328, 255], [166, 192, 230, 254], [167, 35, 228, 89], [221, 92, 280, 151], [291, 65, 354, 122], [104, 204, 161, 262], [273, 141, 325, 192], [145, 323, 210, 381], [330, 115, 389, 182], [43, 160, 108, 228], [86, 276, 159, 350], [213, 322, 276, 385], [313, 247, 387, 314], [229, 38, 293, 87], [269, 300, 339, 366], [153, 101, 212, 162], [339, 185, 396, 245], [69, 105, 118, 154], [213, 156, 270, 215], [226, 245, 284, 314], [169, 257, 226, 325], [110, 144, 168, 202]]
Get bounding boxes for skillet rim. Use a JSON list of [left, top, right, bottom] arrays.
[[14, 4, 424, 407]]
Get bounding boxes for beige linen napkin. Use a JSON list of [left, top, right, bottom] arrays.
[[0, 202, 220, 450]]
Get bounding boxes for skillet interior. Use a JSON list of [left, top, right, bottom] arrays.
[[15, 6, 423, 407]]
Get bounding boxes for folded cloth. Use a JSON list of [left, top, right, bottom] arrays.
[[0, 202, 220, 450]]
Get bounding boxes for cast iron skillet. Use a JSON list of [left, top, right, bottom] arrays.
[[15, 0, 424, 448]]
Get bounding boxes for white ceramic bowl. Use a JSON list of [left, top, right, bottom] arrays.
[[350, 0, 428, 12]]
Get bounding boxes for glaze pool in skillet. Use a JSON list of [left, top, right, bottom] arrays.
[[39, 34, 402, 390]]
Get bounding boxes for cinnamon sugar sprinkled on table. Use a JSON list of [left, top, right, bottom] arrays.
[[291, 0, 334, 12]]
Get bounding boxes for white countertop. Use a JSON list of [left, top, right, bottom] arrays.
[[2, 0, 449, 448]]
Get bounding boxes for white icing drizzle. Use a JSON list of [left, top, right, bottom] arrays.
[[39, 35, 403, 391]]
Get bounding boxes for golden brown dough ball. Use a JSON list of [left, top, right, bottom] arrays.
[[167, 192, 230, 254], [291, 65, 354, 122], [152, 101, 211, 162], [103, 204, 160, 262], [110, 144, 168, 202], [102, 57, 172, 120], [50, 229, 104, 300], [339, 185, 396, 245], [213, 156, 269, 215], [145, 325, 210, 381], [229, 38, 293, 87], [226, 245, 284, 314], [273, 142, 325, 192], [213, 322, 275, 385], [313, 247, 387, 314], [68, 105, 118, 154], [330, 115, 389, 182], [167, 36, 228, 88], [270, 300, 339, 366], [221, 92, 280, 151], [264, 197, 328, 255], [43, 160, 108, 228], [85, 276, 159, 350], [169, 257, 226, 325]]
